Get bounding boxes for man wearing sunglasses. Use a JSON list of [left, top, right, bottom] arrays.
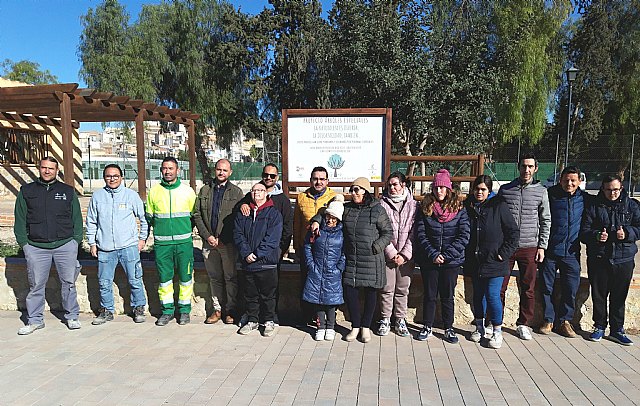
[[86, 164, 148, 325], [194, 159, 244, 325], [293, 166, 336, 325]]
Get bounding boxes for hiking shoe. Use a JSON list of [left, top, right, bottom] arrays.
[[377, 318, 391, 336], [238, 321, 258, 335], [315, 328, 326, 341], [556, 320, 577, 338], [155, 314, 173, 326], [417, 326, 433, 341], [67, 319, 81, 330], [17, 323, 45, 335], [443, 328, 459, 344], [488, 331, 503, 349], [609, 329, 634, 346], [470, 327, 483, 343], [395, 318, 410, 337], [92, 309, 114, 325], [205, 310, 222, 324], [178, 313, 190, 325], [517, 325, 532, 340], [263, 321, 276, 337], [133, 306, 146, 323], [539, 322, 553, 335], [589, 327, 605, 342], [325, 329, 336, 341]]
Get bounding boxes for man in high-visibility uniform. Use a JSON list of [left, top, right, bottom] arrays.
[[146, 157, 197, 326]]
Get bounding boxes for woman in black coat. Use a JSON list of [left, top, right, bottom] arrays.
[[415, 169, 470, 344], [464, 175, 519, 349], [312, 177, 392, 343]]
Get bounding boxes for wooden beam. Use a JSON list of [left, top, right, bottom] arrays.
[[128, 100, 144, 108], [76, 88, 96, 97], [187, 120, 196, 191], [112, 96, 130, 104], [59, 92, 75, 187], [91, 92, 115, 101], [0, 83, 78, 96], [135, 113, 147, 200]]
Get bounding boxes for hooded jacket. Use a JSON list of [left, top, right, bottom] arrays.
[[463, 194, 519, 278], [303, 219, 345, 305], [234, 198, 283, 272], [380, 190, 419, 263], [580, 189, 640, 264], [86, 182, 148, 251]]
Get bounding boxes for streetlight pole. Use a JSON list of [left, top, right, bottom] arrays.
[[565, 66, 579, 169]]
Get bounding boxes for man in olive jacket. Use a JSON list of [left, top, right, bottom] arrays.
[[194, 159, 244, 324]]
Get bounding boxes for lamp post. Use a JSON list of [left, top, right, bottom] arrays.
[[564, 66, 579, 168]]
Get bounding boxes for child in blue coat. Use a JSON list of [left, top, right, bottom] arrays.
[[303, 195, 346, 341]]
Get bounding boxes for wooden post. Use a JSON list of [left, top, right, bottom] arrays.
[[187, 120, 196, 191], [478, 154, 485, 175], [59, 92, 75, 187], [135, 113, 147, 200]]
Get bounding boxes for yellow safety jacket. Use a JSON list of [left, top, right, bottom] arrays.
[[146, 178, 196, 245]]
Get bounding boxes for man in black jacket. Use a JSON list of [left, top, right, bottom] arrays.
[[14, 157, 83, 335], [581, 174, 640, 345]]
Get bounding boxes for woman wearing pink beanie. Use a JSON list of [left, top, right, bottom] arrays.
[[415, 169, 470, 343]]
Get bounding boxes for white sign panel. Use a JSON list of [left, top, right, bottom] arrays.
[[287, 116, 385, 182]]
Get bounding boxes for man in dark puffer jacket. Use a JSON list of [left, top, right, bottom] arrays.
[[581, 174, 640, 345], [539, 166, 589, 338]]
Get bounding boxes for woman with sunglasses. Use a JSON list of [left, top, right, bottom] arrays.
[[312, 177, 392, 342], [463, 175, 519, 349], [376, 171, 419, 337], [416, 169, 469, 344]]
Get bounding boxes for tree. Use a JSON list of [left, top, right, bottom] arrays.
[[0, 59, 58, 84], [492, 0, 571, 144]]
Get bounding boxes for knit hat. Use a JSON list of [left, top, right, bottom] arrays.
[[325, 194, 345, 221], [433, 169, 452, 190], [351, 177, 371, 191]]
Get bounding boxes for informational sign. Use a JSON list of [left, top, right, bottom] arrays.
[[284, 110, 390, 183]]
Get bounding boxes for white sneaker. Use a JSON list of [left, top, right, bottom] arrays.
[[315, 328, 326, 341], [17, 323, 45, 335], [484, 323, 493, 338], [377, 318, 390, 336], [470, 327, 483, 343], [517, 325, 532, 340], [325, 329, 336, 341], [489, 331, 503, 349], [67, 319, 81, 330]]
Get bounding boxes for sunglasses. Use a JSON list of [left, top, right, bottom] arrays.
[[349, 186, 364, 194], [262, 173, 277, 179]]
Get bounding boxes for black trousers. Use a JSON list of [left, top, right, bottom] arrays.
[[344, 285, 377, 329], [316, 305, 337, 329], [587, 258, 634, 332], [244, 268, 278, 324], [421, 265, 459, 329]]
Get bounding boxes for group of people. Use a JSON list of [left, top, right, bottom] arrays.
[[13, 154, 640, 350]]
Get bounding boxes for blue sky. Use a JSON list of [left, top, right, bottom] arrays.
[[0, 0, 332, 131]]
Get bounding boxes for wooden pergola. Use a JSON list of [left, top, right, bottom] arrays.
[[0, 83, 199, 198]]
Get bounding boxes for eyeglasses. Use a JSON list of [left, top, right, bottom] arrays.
[[104, 175, 121, 179], [349, 186, 364, 194], [251, 189, 267, 194], [312, 177, 327, 182], [604, 188, 622, 193], [262, 173, 277, 179]]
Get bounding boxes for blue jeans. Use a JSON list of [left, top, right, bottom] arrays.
[[97, 244, 146, 312], [540, 254, 580, 323], [472, 275, 504, 326]]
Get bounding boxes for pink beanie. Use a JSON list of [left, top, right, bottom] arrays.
[[433, 169, 452, 189]]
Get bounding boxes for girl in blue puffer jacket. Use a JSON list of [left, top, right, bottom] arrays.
[[303, 195, 346, 341]]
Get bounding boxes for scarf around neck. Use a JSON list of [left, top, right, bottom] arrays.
[[433, 201, 457, 223], [388, 187, 409, 203]]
